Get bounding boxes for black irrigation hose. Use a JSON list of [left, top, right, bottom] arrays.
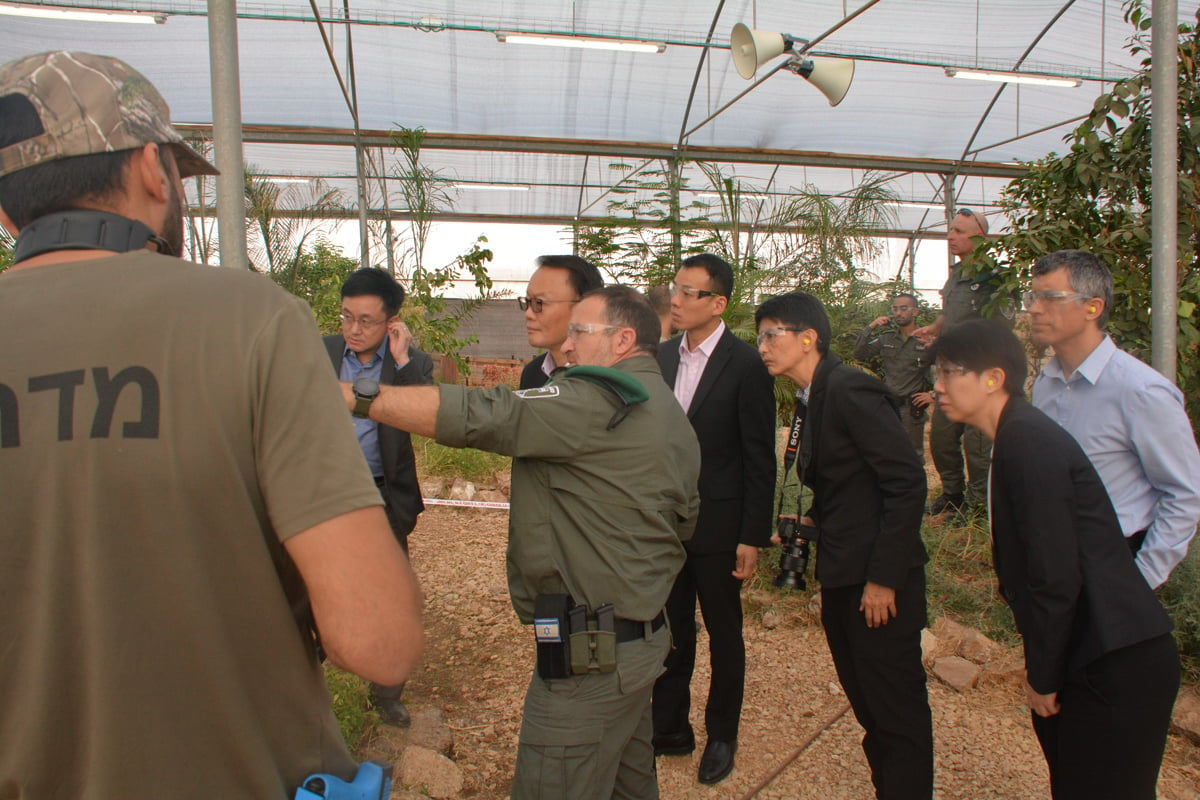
[[736, 701, 853, 800]]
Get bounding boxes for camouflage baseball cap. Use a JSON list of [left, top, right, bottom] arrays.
[[0, 50, 218, 179]]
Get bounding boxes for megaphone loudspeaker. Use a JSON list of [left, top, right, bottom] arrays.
[[730, 22, 788, 80], [798, 57, 855, 106]]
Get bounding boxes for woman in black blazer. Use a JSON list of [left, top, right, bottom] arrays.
[[930, 319, 1178, 800]]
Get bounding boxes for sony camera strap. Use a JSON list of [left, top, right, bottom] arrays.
[[775, 392, 811, 520], [14, 209, 172, 264]]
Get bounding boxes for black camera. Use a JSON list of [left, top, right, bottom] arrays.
[[774, 516, 811, 591], [909, 394, 926, 421]]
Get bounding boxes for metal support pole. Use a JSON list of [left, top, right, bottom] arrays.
[[943, 178, 956, 270], [1151, 0, 1178, 380], [206, 0, 248, 268], [342, 0, 370, 268]]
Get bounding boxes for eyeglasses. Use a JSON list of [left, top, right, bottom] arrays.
[[1022, 290, 1090, 310], [566, 322, 621, 340], [339, 312, 387, 331], [669, 282, 718, 301], [519, 296, 579, 313], [756, 326, 802, 346], [933, 363, 971, 381]]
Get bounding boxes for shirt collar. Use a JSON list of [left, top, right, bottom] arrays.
[[1044, 335, 1115, 385], [678, 320, 725, 358], [343, 335, 389, 367]]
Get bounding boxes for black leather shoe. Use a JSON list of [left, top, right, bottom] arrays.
[[698, 739, 737, 784], [652, 728, 695, 756], [371, 696, 411, 728], [926, 492, 964, 516]]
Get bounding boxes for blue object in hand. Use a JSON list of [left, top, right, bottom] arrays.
[[294, 760, 393, 800]]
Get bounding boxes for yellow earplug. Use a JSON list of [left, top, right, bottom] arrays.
[[803, 338, 811, 345], [1089, 306, 1097, 313], [987, 379, 995, 387]]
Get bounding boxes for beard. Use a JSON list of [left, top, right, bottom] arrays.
[[158, 177, 185, 258]]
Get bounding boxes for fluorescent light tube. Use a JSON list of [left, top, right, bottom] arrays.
[[0, 2, 164, 23], [452, 183, 531, 192], [944, 67, 1081, 88], [496, 32, 665, 54]]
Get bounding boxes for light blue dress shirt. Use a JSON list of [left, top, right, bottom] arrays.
[[338, 337, 388, 479], [1032, 335, 1200, 588]]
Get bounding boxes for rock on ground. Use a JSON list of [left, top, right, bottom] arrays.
[[933, 656, 981, 693], [1172, 688, 1200, 747], [399, 746, 463, 799]]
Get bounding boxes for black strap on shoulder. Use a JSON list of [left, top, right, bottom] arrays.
[[14, 210, 171, 263], [776, 394, 810, 520], [562, 365, 649, 430]]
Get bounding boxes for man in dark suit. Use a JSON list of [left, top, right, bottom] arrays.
[[652, 254, 777, 785], [518, 255, 604, 389], [755, 291, 932, 800], [324, 267, 434, 727]]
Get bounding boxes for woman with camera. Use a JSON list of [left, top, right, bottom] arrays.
[[756, 291, 932, 800]]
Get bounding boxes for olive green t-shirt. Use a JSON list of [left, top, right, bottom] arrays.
[[0, 252, 382, 798]]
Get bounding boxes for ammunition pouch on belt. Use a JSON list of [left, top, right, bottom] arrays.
[[533, 594, 666, 679]]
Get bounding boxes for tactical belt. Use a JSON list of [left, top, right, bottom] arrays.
[[614, 610, 666, 643]]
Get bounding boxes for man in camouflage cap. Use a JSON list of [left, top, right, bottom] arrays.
[[0, 51, 424, 796]]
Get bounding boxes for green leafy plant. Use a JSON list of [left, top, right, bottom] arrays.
[[277, 239, 361, 333], [366, 126, 501, 372], [412, 435, 510, 483], [976, 0, 1200, 425], [244, 167, 347, 281], [0, 227, 13, 273], [323, 664, 374, 750]]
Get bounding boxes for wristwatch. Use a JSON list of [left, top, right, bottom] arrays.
[[351, 376, 380, 419]]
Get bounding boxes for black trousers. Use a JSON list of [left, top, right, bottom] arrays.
[[653, 550, 745, 741], [1032, 633, 1179, 800], [822, 569, 933, 800]]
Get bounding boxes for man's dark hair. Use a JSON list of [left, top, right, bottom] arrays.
[[1031, 249, 1114, 327], [893, 292, 919, 308], [535, 255, 604, 298], [0, 93, 134, 229], [588, 285, 660, 356], [681, 253, 734, 299], [928, 318, 1027, 396], [754, 292, 832, 355], [341, 267, 405, 317]]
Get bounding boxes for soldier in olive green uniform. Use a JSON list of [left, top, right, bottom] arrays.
[[853, 293, 932, 461], [345, 286, 701, 800], [915, 209, 1009, 515]]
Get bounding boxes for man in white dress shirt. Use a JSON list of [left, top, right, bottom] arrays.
[[1028, 249, 1200, 588]]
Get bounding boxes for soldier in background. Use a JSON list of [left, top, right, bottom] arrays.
[[854, 292, 933, 462]]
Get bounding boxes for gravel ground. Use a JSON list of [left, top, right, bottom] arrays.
[[394, 506, 1200, 800]]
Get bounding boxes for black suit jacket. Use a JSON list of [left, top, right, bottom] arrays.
[[803, 353, 927, 590], [988, 397, 1173, 694], [519, 353, 550, 390], [324, 335, 434, 537], [658, 328, 776, 553]]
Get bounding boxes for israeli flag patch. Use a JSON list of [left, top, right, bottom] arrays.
[[533, 618, 563, 642]]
